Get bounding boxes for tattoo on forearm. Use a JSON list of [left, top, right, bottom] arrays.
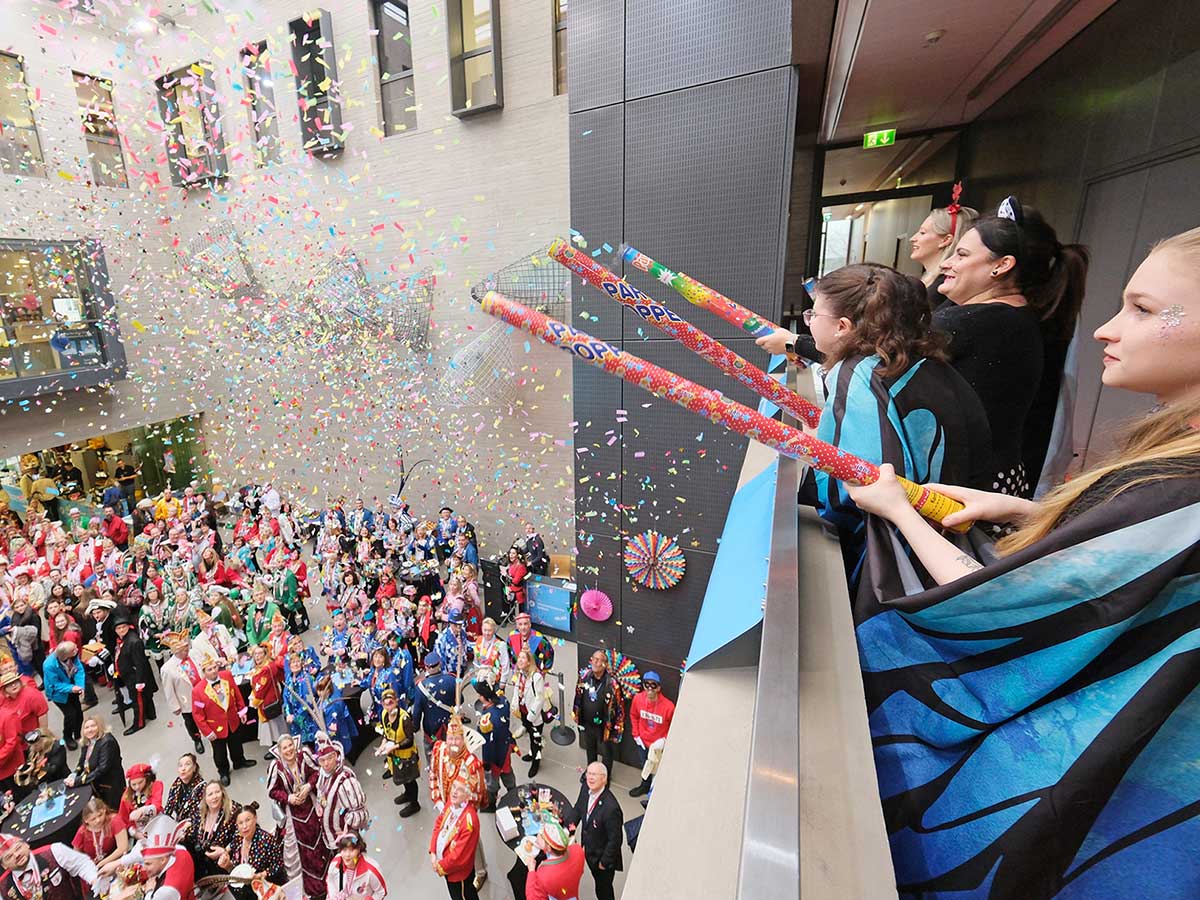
[[955, 554, 983, 571]]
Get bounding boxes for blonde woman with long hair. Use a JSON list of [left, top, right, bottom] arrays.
[[844, 226, 1200, 899]]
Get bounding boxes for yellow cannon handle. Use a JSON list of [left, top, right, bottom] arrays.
[[897, 477, 974, 533]]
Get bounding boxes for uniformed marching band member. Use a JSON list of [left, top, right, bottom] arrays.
[[373, 688, 421, 817], [410, 652, 460, 761], [474, 681, 516, 811]]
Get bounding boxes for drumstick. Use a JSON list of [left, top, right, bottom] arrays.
[[550, 239, 821, 428], [473, 289, 972, 532]]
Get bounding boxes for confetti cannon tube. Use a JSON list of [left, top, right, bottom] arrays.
[[550, 239, 821, 429], [476, 290, 971, 532], [621, 244, 782, 339]]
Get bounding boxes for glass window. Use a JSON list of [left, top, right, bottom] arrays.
[[241, 41, 281, 166], [554, 0, 566, 95], [462, 0, 492, 53], [0, 53, 46, 177], [156, 62, 228, 185], [375, 1, 417, 134], [72, 73, 127, 188], [449, 0, 502, 115], [0, 244, 106, 380]]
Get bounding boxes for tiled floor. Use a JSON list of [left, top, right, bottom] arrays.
[[46, 618, 643, 899]]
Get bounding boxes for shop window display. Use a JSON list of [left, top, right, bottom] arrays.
[[0, 242, 108, 380]]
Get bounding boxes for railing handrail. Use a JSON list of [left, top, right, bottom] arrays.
[[735, 374, 801, 898]]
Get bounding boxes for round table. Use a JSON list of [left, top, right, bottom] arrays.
[[0, 779, 92, 847], [494, 782, 578, 852]]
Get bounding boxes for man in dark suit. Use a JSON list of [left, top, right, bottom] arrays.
[[572, 761, 624, 900], [113, 608, 156, 735]]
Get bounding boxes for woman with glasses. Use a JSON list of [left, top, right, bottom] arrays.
[[772, 263, 992, 595]]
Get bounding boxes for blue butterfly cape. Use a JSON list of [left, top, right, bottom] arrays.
[[855, 472, 1200, 899]]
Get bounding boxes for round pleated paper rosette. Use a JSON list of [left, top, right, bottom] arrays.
[[624, 530, 686, 590], [604, 649, 642, 699], [579, 588, 613, 622]]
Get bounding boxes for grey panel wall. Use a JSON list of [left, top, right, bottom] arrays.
[[623, 68, 797, 343], [568, 1, 799, 761], [960, 0, 1200, 464], [624, 0, 793, 99]]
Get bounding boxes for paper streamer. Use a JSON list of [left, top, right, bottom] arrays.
[[621, 244, 781, 339], [550, 239, 821, 428], [475, 289, 971, 532]]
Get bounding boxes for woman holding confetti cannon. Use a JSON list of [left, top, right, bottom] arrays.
[[788, 264, 992, 593]]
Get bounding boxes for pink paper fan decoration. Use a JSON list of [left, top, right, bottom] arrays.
[[579, 588, 613, 622]]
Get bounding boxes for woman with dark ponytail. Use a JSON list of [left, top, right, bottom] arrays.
[[934, 198, 1090, 495], [796, 263, 992, 593]]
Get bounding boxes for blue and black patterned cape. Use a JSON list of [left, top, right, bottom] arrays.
[[810, 353, 991, 590], [857, 470, 1200, 899]]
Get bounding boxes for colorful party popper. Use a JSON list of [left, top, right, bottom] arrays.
[[550, 239, 821, 428], [621, 244, 782, 339], [474, 290, 971, 531]]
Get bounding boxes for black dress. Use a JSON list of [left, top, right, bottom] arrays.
[[932, 299, 1044, 496], [74, 733, 125, 809]]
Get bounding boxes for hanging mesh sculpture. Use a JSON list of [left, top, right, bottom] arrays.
[[471, 244, 571, 320], [441, 321, 520, 407], [182, 222, 261, 299]]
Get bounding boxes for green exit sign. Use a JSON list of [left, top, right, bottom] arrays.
[[863, 128, 897, 149]]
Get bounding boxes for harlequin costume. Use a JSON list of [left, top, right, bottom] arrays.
[[472, 632, 510, 689], [506, 616, 555, 672], [0, 835, 97, 900]]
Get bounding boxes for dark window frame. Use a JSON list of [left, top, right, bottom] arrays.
[[154, 60, 229, 188], [446, 0, 503, 117], [71, 71, 128, 188], [553, 0, 566, 96], [372, 0, 417, 135], [0, 238, 127, 401], [0, 51, 47, 178], [239, 40, 282, 167], [288, 9, 345, 157]]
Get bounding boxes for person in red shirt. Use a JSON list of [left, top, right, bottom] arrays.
[[117, 763, 164, 837], [0, 670, 49, 736], [0, 698, 26, 793], [523, 819, 585, 900], [101, 507, 129, 551], [628, 671, 675, 798], [428, 779, 481, 899]]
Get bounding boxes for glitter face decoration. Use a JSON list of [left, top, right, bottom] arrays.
[[1160, 304, 1186, 329]]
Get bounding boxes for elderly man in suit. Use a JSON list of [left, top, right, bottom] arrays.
[[571, 762, 623, 900]]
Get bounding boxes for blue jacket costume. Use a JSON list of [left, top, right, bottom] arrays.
[[283, 667, 321, 744], [321, 689, 359, 755], [434, 628, 473, 680], [477, 697, 514, 769], [388, 646, 416, 705], [410, 672, 458, 739], [360, 665, 400, 723], [43, 655, 85, 704]]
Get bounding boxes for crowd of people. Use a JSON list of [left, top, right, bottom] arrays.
[[0, 479, 676, 900]]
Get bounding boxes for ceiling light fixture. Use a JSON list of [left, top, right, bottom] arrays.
[[923, 29, 946, 47]]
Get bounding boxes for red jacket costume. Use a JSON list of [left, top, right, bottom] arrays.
[[525, 844, 586, 900], [117, 779, 165, 824], [153, 847, 195, 900], [190, 671, 246, 740], [428, 803, 480, 883], [0, 702, 26, 779], [102, 516, 129, 546]]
